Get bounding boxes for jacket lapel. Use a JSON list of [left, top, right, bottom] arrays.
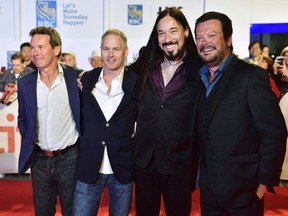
[[206, 55, 238, 128], [113, 67, 137, 117], [84, 68, 103, 112], [62, 64, 81, 134], [27, 71, 38, 125]]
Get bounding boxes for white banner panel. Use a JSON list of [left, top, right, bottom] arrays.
[[107, 0, 204, 63], [0, 95, 21, 174], [20, 0, 104, 70]]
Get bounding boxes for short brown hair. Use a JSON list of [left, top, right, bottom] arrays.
[[29, 26, 62, 58]]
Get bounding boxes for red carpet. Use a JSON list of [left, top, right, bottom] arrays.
[[0, 180, 287, 216]]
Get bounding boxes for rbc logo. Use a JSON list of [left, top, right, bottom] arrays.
[[128, 5, 143, 25], [6, 51, 17, 69], [36, 0, 57, 28]]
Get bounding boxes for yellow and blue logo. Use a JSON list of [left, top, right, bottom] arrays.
[[128, 5, 142, 25], [36, 0, 57, 28], [6, 51, 18, 69]]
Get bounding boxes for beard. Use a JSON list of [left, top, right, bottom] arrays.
[[200, 46, 226, 68], [162, 41, 186, 61]]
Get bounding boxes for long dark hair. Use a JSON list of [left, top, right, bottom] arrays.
[[131, 7, 200, 108]]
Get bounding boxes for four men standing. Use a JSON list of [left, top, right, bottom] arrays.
[[16, 8, 286, 216]]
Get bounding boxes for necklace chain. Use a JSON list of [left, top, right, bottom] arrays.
[[167, 59, 183, 66]]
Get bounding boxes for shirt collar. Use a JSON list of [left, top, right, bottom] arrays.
[[199, 54, 233, 76], [98, 67, 125, 84], [37, 62, 64, 84]]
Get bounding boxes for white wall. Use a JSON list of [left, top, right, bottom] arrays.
[[0, 0, 287, 70]]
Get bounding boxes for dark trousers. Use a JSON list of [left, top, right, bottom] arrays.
[[200, 166, 264, 216], [31, 145, 79, 216], [134, 160, 192, 216]]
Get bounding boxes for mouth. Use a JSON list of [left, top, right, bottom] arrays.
[[162, 41, 178, 51], [200, 45, 215, 54]]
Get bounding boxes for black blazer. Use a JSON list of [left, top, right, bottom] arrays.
[[133, 59, 201, 177], [197, 54, 287, 207], [77, 67, 138, 184]]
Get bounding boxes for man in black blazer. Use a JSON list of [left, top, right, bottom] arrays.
[[194, 11, 287, 216], [73, 29, 138, 216], [131, 8, 203, 216]]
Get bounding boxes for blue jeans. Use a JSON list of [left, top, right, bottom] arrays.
[[31, 145, 79, 216], [73, 174, 133, 216]]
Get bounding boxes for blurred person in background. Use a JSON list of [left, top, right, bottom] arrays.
[[273, 46, 288, 96], [88, 50, 103, 69], [258, 55, 281, 99], [262, 44, 270, 57], [0, 52, 33, 92], [61, 52, 78, 67], [247, 40, 262, 65], [20, 42, 37, 70]]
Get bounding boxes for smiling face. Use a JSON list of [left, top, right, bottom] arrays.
[[250, 42, 262, 58], [90, 56, 103, 68], [62, 54, 76, 67], [101, 34, 128, 73], [195, 19, 232, 69], [157, 15, 188, 61]]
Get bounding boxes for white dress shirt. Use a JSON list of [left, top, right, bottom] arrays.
[[92, 68, 125, 174], [36, 63, 79, 150]]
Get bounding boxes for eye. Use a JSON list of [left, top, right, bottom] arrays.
[[208, 33, 216, 38], [158, 31, 165, 37], [195, 36, 203, 41], [171, 29, 178, 34]]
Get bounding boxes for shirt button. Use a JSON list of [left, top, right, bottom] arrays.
[[160, 105, 164, 108], [101, 141, 106, 145], [106, 123, 110, 127]]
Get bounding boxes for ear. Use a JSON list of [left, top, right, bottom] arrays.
[[227, 36, 232, 47], [125, 47, 129, 58], [184, 28, 189, 38], [54, 46, 61, 57]]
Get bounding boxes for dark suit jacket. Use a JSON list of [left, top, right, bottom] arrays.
[[77, 67, 138, 184], [197, 54, 287, 207], [17, 63, 81, 173], [133, 58, 201, 181]]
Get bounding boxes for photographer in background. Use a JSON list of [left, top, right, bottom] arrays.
[[0, 53, 33, 104], [0, 52, 34, 92], [273, 46, 288, 96]]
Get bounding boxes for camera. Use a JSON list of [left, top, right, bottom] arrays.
[[277, 56, 285, 65]]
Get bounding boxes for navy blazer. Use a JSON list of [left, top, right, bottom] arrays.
[[17, 63, 81, 173], [77, 67, 138, 184]]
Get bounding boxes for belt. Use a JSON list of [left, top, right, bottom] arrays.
[[36, 139, 79, 158]]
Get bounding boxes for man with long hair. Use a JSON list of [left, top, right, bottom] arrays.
[[130, 7, 203, 216]]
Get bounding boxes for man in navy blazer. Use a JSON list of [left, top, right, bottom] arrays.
[[73, 29, 138, 216], [194, 12, 287, 216], [18, 27, 81, 216]]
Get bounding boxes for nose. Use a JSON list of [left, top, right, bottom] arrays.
[[31, 48, 39, 56], [201, 35, 209, 44], [165, 33, 173, 42], [108, 49, 114, 57]]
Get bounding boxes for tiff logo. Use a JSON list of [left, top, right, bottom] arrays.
[[0, 113, 19, 153]]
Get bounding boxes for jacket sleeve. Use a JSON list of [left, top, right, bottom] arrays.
[[247, 66, 287, 186]]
